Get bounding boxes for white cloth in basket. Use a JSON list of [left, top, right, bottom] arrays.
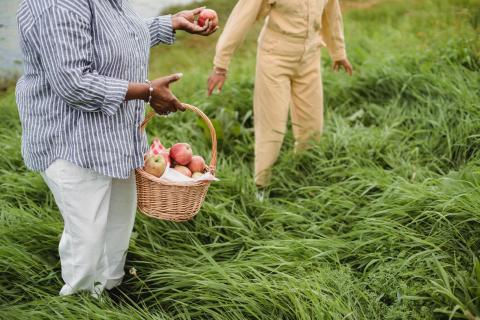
[[159, 167, 219, 184]]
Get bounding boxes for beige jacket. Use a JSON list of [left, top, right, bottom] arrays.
[[214, 0, 347, 70]]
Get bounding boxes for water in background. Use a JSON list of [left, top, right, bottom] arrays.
[[0, 0, 196, 78], [0, 0, 22, 77]]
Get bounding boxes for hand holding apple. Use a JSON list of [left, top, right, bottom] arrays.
[[172, 7, 218, 36]]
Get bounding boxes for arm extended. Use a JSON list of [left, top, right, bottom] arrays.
[[208, 0, 266, 95], [214, 0, 265, 70], [145, 15, 176, 47]]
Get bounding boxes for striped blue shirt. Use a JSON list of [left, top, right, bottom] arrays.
[[16, 0, 175, 179]]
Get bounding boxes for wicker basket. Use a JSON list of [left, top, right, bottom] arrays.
[[135, 104, 217, 222]]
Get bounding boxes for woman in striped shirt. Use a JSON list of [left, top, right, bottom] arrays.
[[16, 0, 217, 297]]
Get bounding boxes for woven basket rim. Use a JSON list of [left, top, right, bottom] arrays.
[[135, 168, 213, 187]]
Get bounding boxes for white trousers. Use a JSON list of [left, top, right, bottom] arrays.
[[41, 159, 137, 296]]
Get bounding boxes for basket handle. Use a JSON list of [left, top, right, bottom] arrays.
[[140, 104, 217, 172]]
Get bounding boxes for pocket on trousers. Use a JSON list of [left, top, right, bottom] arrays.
[[44, 159, 66, 183]]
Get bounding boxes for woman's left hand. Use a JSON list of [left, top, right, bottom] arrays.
[[333, 59, 353, 76], [172, 7, 218, 36]]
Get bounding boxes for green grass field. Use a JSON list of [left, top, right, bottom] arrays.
[[1, 0, 479, 319]]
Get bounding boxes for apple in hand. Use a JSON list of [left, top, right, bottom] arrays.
[[174, 165, 192, 177], [198, 9, 218, 28], [144, 154, 167, 178], [170, 143, 193, 165]]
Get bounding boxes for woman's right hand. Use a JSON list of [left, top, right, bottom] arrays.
[[207, 67, 227, 96], [150, 73, 186, 115], [125, 73, 185, 114]]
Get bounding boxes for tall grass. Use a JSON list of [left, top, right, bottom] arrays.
[[1, 0, 479, 319]]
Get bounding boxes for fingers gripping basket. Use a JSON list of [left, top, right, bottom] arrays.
[[135, 104, 217, 222]]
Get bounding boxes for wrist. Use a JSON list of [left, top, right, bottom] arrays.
[[171, 15, 180, 31], [125, 83, 151, 102], [144, 80, 153, 103], [213, 66, 227, 76]]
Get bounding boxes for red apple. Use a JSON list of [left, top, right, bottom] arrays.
[[188, 155, 206, 173], [198, 9, 218, 28], [174, 165, 192, 177], [144, 154, 167, 178], [170, 143, 193, 166]]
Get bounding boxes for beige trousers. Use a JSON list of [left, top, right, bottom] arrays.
[[41, 159, 137, 296], [254, 33, 324, 186]]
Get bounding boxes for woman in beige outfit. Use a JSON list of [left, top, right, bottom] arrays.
[[208, 0, 353, 188]]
